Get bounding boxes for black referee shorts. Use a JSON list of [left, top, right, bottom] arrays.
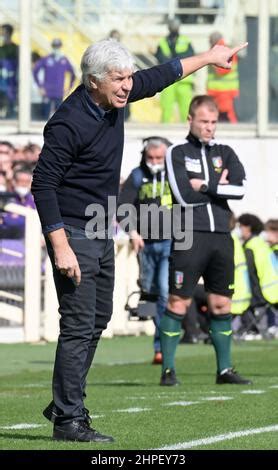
[[169, 231, 234, 298]]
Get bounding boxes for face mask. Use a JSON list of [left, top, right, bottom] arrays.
[[14, 186, 30, 198], [52, 48, 62, 58], [260, 231, 267, 241], [146, 162, 165, 175], [233, 226, 243, 240], [0, 184, 7, 192]]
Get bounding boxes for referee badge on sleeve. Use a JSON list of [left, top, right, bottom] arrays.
[[175, 271, 184, 289]]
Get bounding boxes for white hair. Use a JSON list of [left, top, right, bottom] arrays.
[[143, 137, 172, 153], [81, 38, 136, 90]]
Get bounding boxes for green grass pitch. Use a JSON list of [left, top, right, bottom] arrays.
[[0, 336, 277, 450]]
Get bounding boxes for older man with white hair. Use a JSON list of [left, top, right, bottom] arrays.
[[32, 37, 247, 443]]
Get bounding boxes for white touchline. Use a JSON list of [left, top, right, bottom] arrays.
[[22, 383, 48, 388], [165, 401, 200, 407], [128, 397, 147, 400], [156, 425, 278, 450], [0, 424, 46, 430], [200, 396, 233, 401], [114, 407, 152, 413]]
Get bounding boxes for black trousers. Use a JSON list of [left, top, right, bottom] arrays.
[[46, 225, 114, 423]]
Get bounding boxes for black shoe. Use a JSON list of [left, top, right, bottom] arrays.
[[216, 368, 253, 385], [160, 368, 180, 386], [53, 420, 114, 442], [43, 400, 57, 423], [180, 334, 198, 344], [203, 336, 212, 345], [43, 401, 92, 425]]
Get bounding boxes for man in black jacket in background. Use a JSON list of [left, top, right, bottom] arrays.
[[160, 95, 252, 386], [32, 38, 248, 442]]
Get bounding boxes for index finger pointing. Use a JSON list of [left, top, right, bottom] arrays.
[[231, 42, 248, 56]]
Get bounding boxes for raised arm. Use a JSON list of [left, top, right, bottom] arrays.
[[180, 43, 248, 79]]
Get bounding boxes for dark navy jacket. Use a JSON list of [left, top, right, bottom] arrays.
[[31, 60, 182, 233]]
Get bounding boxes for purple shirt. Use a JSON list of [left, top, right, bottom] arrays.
[[33, 54, 75, 99], [0, 42, 18, 101], [0, 192, 36, 239]]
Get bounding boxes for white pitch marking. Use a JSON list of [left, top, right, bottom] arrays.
[[166, 401, 200, 407], [22, 383, 48, 388], [1, 423, 46, 430], [157, 425, 278, 450], [269, 385, 278, 389], [114, 407, 151, 413], [128, 393, 188, 400], [155, 394, 188, 399], [241, 390, 265, 394], [111, 379, 141, 383], [200, 396, 233, 401], [106, 361, 143, 366], [128, 397, 146, 400]]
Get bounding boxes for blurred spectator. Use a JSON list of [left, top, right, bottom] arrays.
[[118, 136, 172, 364], [0, 167, 35, 239], [12, 168, 34, 207], [33, 38, 76, 120], [0, 23, 18, 119], [155, 18, 195, 122], [230, 212, 252, 316], [237, 213, 278, 337], [0, 171, 7, 193], [264, 219, 278, 336], [12, 146, 28, 166], [108, 29, 122, 42], [31, 51, 44, 121], [207, 31, 240, 123], [265, 219, 278, 259], [0, 140, 15, 190], [22, 142, 41, 169]]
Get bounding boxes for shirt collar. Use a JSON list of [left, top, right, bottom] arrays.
[[187, 132, 215, 148], [84, 88, 109, 120]]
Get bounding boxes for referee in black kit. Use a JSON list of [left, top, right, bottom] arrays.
[[160, 95, 252, 387]]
